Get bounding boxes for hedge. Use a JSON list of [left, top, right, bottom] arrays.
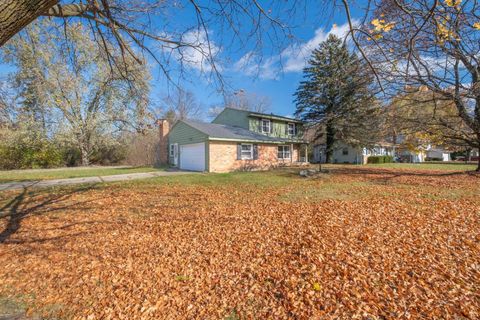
[[367, 155, 394, 164]]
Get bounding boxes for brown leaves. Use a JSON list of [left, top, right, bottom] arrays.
[[0, 168, 479, 319]]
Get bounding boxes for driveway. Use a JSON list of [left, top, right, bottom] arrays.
[[0, 171, 197, 192]]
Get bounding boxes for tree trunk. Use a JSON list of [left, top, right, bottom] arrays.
[[80, 144, 90, 166], [0, 0, 58, 46], [325, 123, 335, 163], [77, 132, 91, 166]]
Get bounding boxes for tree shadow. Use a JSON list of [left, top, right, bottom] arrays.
[[0, 184, 98, 244]]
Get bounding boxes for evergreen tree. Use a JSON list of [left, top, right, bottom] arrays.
[[294, 34, 379, 163]]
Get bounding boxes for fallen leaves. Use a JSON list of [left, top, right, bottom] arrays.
[[0, 168, 479, 319]]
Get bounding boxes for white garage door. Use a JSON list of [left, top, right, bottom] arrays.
[[180, 142, 205, 171]]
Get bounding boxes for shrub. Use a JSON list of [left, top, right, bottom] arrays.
[[367, 155, 394, 164], [0, 128, 65, 169], [425, 157, 443, 162]]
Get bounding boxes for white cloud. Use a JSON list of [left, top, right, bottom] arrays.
[[233, 22, 355, 80], [165, 29, 221, 73]]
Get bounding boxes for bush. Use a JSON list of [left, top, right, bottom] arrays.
[[367, 155, 394, 164], [425, 157, 443, 162], [0, 128, 65, 170]]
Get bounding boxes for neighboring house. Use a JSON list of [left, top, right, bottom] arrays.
[[425, 147, 451, 161], [397, 145, 452, 163], [159, 108, 308, 172], [312, 141, 395, 164], [397, 149, 426, 163]]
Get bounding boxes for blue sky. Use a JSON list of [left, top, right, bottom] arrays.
[[0, 1, 367, 120], [148, 1, 367, 119]]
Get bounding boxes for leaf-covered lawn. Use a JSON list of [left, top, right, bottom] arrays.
[[0, 168, 479, 319]]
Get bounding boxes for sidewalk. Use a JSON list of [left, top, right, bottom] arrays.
[[0, 171, 197, 192]]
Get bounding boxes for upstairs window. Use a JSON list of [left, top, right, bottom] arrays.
[[287, 123, 296, 136], [241, 143, 253, 159], [278, 145, 291, 159], [342, 148, 349, 155], [261, 119, 271, 133]]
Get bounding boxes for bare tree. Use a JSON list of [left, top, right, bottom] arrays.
[[225, 89, 271, 113], [160, 88, 203, 124], [0, 81, 15, 126], [0, 0, 300, 90], [207, 89, 271, 118], [3, 20, 150, 166]]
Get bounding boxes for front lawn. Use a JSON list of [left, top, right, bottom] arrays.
[[0, 167, 478, 318], [0, 166, 164, 183]]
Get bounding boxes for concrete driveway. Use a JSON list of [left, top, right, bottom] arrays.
[[0, 171, 197, 192]]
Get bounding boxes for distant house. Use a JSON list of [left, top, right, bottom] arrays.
[[158, 108, 308, 172], [312, 141, 395, 164], [426, 148, 451, 161]]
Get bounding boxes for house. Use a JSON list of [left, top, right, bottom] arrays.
[[312, 141, 395, 164], [159, 108, 308, 172], [425, 147, 451, 161]]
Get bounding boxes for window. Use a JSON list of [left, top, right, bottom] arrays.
[[169, 144, 175, 157], [261, 119, 271, 133], [287, 123, 295, 136], [278, 145, 291, 159], [342, 148, 349, 155], [241, 143, 253, 159]]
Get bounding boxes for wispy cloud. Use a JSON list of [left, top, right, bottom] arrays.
[[233, 22, 355, 80], [162, 29, 221, 73]]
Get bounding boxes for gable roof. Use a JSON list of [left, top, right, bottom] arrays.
[[220, 107, 303, 123], [181, 119, 305, 143]]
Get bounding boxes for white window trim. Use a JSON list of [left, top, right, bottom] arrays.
[[277, 145, 291, 159], [287, 123, 295, 136], [241, 143, 253, 160], [261, 119, 271, 133]]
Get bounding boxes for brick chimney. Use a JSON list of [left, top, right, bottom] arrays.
[[157, 119, 170, 165]]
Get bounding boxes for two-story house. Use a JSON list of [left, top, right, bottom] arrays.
[[158, 107, 308, 172]]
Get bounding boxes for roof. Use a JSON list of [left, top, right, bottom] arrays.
[[223, 107, 304, 123], [181, 119, 305, 143]]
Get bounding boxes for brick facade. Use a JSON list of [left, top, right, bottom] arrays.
[[157, 119, 170, 165], [208, 141, 301, 173]]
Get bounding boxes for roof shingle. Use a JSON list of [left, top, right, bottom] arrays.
[[182, 120, 305, 143]]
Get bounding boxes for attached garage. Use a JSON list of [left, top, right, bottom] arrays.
[[179, 142, 206, 171]]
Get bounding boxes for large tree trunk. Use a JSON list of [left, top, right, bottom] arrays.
[[0, 0, 58, 46], [325, 122, 335, 164], [80, 144, 90, 166]]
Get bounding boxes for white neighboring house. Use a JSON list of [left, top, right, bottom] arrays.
[[397, 149, 426, 163], [426, 147, 451, 161], [312, 141, 394, 164]]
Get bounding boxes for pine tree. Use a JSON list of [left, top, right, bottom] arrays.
[[294, 34, 379, 163]]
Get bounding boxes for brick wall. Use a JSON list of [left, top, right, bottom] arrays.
[[208, 141, 300, 173], [157, 119, 169, 165]]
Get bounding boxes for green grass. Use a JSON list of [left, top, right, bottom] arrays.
[[0, 166, 164, 183], [117, 168, 303, 189]]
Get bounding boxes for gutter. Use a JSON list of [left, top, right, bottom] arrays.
[[208, 137, 307, 144]]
